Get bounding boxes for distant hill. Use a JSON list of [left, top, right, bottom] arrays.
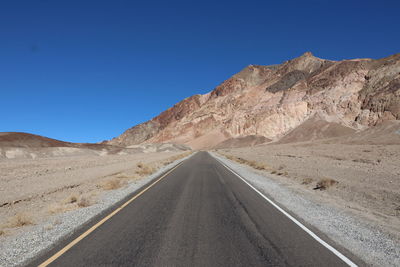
[[0, 132, 73, 148], [0, 132, 190, 159], [214, 135, 271, 149]]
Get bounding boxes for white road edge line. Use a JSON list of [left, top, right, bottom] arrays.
[[213, 155, 358, 267]]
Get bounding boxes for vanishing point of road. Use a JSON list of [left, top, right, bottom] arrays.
[[30, 152, 360, 267]]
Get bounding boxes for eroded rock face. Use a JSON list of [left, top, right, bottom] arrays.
[[107, 52, 400, 149], [358, 54, 400, 124]]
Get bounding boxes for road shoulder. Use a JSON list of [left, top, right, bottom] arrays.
[[210, 152, 400, 267]]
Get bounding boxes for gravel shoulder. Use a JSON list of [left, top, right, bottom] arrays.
[[211, 152, 400, 267]]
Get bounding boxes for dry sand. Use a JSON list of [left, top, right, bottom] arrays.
[[0, 151, 188, 237], [217, 141, 400, 237]]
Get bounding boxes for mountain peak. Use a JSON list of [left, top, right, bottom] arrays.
[[108, 53, 400, 149], [301, 51, 314, 57]]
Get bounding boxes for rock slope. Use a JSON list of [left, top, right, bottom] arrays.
[[108, 52, 400, 149]]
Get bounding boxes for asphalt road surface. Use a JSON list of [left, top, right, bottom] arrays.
[[32, 151, 359, 267]]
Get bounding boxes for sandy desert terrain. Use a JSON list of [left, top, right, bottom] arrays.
[[216, 122, 400, 238], [0, 150, 190, 238]]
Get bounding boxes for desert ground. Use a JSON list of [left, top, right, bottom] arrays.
[[216, 124, 400, 238], [0, 150, 190, 238]]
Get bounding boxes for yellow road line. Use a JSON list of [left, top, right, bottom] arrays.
[[39, 161, 184, 267]]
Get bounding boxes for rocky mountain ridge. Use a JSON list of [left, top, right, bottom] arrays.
[[108, 52, 400, 149]]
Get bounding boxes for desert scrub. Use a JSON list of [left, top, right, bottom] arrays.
[[6, 213, 33, 228], [116, 172, 129, 179], [302, 178, 313, 185], [77, 196, 92, 207], [100, 178, 126, 190], [63, 194, 78, 204], [115, 171, 139, 180], [135, 162, 156, 176], [48, 194, 95, 215], [48, 203, 76, 215], [247, 160, 268, 170], [313, 178, 338, 190], [221, 153, 270, 171]]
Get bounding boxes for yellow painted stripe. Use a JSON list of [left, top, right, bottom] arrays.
[[38, 161, 184, 267]]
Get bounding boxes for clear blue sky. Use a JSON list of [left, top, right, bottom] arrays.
[[1, 0, 399, 143]]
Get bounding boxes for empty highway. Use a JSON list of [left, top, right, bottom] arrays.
[[31, 152, 359, 267]]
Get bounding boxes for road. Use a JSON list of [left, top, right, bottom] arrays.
[[31, 151, 358, 266]]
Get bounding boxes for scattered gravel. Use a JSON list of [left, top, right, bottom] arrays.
[[211, 152, 400, 267], [0, 154, 193, 267]]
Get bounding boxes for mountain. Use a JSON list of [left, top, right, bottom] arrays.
[[0, 132, 190, 159], [107, 52, 400, 149]]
